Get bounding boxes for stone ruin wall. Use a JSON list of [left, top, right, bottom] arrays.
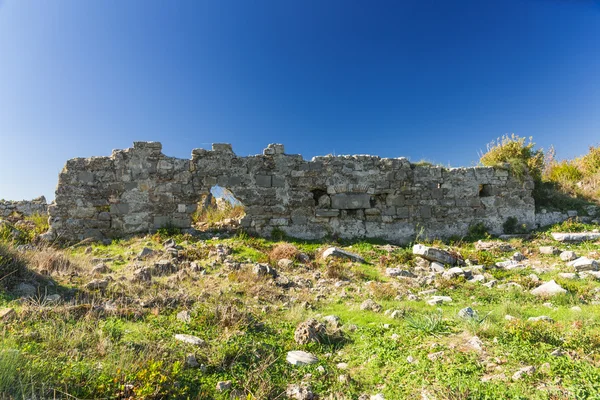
[[45, 142, 536, 243], [0, 196, 48, 221]]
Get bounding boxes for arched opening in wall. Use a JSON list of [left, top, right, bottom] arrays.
[[193, 185, 246, 230]]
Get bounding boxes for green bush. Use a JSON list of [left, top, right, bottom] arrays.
[[502, 217, 526, 234], [480, 134, 545, 182]]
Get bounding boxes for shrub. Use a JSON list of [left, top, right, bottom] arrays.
[[480, 134, 545, 182], [502, 217, 526, 234], [546, 160, 583, 187]]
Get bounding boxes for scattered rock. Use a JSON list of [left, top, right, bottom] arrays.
[[528, 316, 554, 323], [458, 307, 478, 319], [177, 310, 192, 323], [427, 296, 452, 306], [568, 257, 599, 272], [132, 267, 152, 282], [85, 279, 109, 290], [323, 315, 341, 328], [483, 280, 497, 288], [530, 280, 567, 297], [360, 299, 383, 312], [442, 266, 465, 279], [466, 336, 484, 352], [539, 246, 560, 255], [413, 244, 457, 265], [45, 294, 61, 302], [512, 365, 535, 380], [137, 247, 156, 259], [560, 251, 578, 261], [185, 353, 200, 368], [550, 349, 565, 357], [294, 319, 327, 344], [386, 268, 416, 278], [216, 380, 232, 392], [91, 263, 110, 274], [475, 241, 514, 252], [253, 263, 277, 277], [512, 252, 526, 262], [286, 350, 318, 366], [278, 258, 294, 269], [427, 351, 444, 361], [286, 383, 315, 400], [321, 247, 366, 263], [174, 334, 205, 346], [552, 232, 600, 243], [15, 282, 36, 297], [430, 262, 445, 274], [390, 310, 404, 319]]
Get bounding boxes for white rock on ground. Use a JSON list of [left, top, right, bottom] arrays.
[[412, 244, 457, 265], [321, 247, 366, 263], [552, 232, 600, 243], [530, 280, 567, 297], [560, 251, 578, 261], [174, 334, 205, 346], [286, 350, 318, 366]]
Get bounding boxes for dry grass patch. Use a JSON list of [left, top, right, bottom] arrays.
[[269, 242, 299, 262]]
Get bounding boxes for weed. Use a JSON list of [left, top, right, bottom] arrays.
[[405, 312, 451, 337]]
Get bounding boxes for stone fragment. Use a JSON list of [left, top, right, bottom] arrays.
[[286, 350, 318, 366], [413, 244, 457, 265], [185, 353, 199, 368], [568, 257, 599, 272], [137, 247, 156, 259], [458, 307, 478, 319], [91, 263, 110, 274], [177, 310, 192, 323], [539, 246, 560, 255], [531, 280, 567, 297], [550, 349, 565, 357], [528, 316, 554, 323], [322, 247, 366, 263], [286, 383, 315, 400], [253, 263, 277, 277], [427, 296, 452, 305], [512, 366, 535, 380], [512, 252, 526, 262], [560, 251, 578, 261], [294, 319, 327, 344], [552, 232, 600, 243], [278, 258, 294, 268], [475, 241, 514, 252], [86, 279, 109, 290], [174, 334, 205, 346], [442, 267, 465, 280], [323, 315, 341, 328], [386, 268, 416, 278], [360, 299, 383, 312], [427, 351, 444, 361], [216, 381, 232, 392], [430, 261, 445, 273], [466, 336, 484, 352]]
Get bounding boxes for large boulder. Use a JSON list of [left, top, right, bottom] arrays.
[[531, 280, 567, 297]]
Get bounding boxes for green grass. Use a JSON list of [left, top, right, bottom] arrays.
[[2, 221, 600, 398]]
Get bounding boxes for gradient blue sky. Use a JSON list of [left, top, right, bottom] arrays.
[[1, 0, 599, 201]]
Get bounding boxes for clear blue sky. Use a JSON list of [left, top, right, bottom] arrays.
[[1, 0, 599, 201]]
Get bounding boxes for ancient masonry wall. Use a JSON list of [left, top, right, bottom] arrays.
[[0, 196, 48, 220], [45, 142, 536, 243]]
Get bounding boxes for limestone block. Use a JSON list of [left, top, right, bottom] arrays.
[[331, 193, 370, 209]]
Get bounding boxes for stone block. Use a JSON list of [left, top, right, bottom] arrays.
[[256, 175, 272, 187], [331, 193, 371, 209]]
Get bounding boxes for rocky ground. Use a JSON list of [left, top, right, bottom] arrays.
[[2, 221, 600, 399]]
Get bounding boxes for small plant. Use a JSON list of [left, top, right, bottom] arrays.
[[155, 223, 181, 238], [405, 312, 450, 337], [269, 243, 299, 262], [502, 217, 527, 234], [465, 222, 490, 241], [549, 218, 596, 233]]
